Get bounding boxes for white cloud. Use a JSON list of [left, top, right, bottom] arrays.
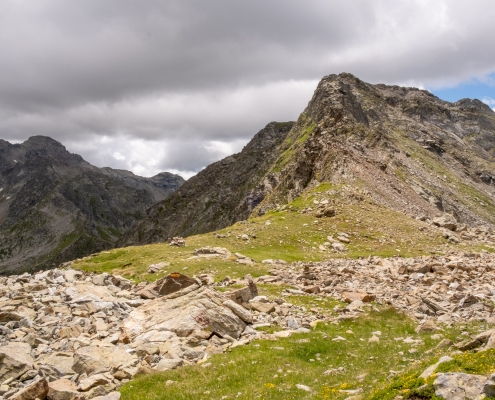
[[482, 97, 495, 112], [112, 152, 125, 161]]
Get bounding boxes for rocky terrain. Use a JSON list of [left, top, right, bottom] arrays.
[[0, 136, 184, 274], [0, 265, 308, 399], [118, 121, 294, 246], [3, 73, 495, 399], [121, 73, 495, 248], [4, 248, 495, 399]]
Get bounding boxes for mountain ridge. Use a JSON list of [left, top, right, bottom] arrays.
[[0, 136, 184, 274], [120, 73, 495, 247]]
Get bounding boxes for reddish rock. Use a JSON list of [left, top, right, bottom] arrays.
[[342, 292, 375, 303], [154, 273, 197, 296]]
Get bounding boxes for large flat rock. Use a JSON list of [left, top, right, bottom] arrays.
[[73, 345, 137, 376], [123, 286, 247, 340]]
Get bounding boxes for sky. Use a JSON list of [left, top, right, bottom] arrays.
[[0, 1, 494, 179]]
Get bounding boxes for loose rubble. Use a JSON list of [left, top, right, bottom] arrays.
[[3, 250, 495, 398], [0, 269, 270, 399], [266, 252, 495, 325]]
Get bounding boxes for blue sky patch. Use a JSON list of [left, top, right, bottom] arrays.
[[429, 73, 495, 107]]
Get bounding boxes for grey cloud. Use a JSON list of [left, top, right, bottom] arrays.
[[0, 1, 494, 176]]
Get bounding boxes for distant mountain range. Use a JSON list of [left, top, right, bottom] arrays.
[[0, 136, 184, 274]]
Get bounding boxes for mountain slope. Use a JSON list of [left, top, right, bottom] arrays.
[[118, 121, 293, 246], [0, 136, 184, 274], [120, 73, 495, 247], [254, 73, 495, 226]]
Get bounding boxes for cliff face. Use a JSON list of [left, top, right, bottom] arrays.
[[0, 136, 184, 274], [118, 122, 294, 245], [121, 73, 495, 247]]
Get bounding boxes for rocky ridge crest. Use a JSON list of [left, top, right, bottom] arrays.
[[121, 73, 495, 248]]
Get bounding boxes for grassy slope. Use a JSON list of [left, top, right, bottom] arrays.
[[120, 305, 491, 400], [71, 183, 495, 399], [73, 183, 490, 283]]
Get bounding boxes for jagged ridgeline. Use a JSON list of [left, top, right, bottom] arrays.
[[121, 73, 495, 246], [0, 137, 184, 274]]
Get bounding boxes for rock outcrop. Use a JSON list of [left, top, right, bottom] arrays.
[[0, 269, 268, 399], [0, 136, 184, 274]]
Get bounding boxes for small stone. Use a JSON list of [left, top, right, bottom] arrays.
[[287, 317, 299, 330], [368, 335, 380, 343], [295, 384, 312, 392]]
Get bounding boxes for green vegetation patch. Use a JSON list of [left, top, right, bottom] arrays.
[[370, 337, 495, 399], [119, 308, 477, 400], [73, 183, 487, 283]]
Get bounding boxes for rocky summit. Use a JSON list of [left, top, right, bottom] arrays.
[[0, 136, 184, 275], [121, 73, 495, 247]]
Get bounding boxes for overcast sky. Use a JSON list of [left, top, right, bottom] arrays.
[[1, 1, 494, 179]]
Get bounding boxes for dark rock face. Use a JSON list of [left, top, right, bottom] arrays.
[[118, 122, 293, 245], [0, 136, 184, 274], [121, 73, 495, 247]]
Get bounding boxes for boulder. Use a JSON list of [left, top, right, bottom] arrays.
[[0, 342, 33, 381], [39, 352, 75, 377], [342, 292, 375, 303], [315, 206, 336, 218], [483, 373, 495, 397], [433, 214, 457, 231], [48, 378, 83, 400], [434, 372, 486, 399], [155, 358, 183, 371], [224, 282, 258, 305], [72, 346, 137, 376], [169, 237, 185, 246], [249, 302, 276, 314], [222, 300, 254, 324], [78, 373, 113, 391], [419, 356, 453, 379], [122, 286, 247, 340], [415, 320, 438, 333], [195, 247, 231, 257], [9, 378, 48, 400], [153, 273, 198, 296], [147, 261, 170, 274]]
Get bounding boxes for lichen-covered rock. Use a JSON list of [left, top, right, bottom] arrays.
[[434, 372, 486, 399]]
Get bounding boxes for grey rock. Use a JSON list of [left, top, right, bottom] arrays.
[[434, 372, 486, 400]]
